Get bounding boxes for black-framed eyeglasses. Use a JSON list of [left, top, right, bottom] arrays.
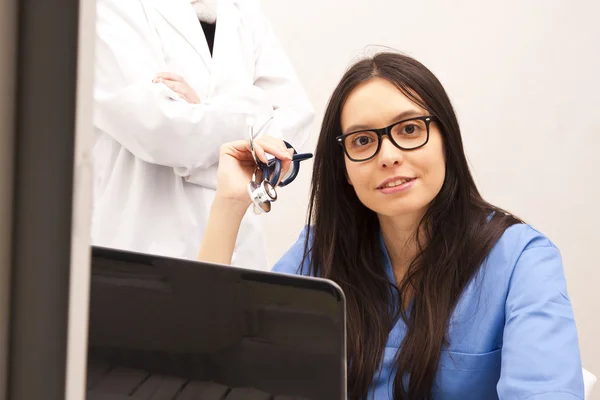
[[336, 115, 437, 162]]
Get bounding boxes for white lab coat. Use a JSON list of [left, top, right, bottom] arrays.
[[92, 0, 314, 270]]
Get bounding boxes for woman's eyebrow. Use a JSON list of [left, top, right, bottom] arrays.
[[343, 109, 424, 134]]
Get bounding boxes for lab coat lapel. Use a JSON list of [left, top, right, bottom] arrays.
[[211, 0, 243, 86], [153, 0, 213, 71]]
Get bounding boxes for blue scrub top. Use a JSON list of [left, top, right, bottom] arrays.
[[272, 223, 584, 399]]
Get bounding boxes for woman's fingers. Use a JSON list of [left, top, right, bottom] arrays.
[[221, 140, 258, 162], [252, 143, 269, 165], [278, 158, 293, 186], [218, 138, 297, 193], [255, 138, 293, 162], [224, 137, 292, 164], [261, 135, 290, 155]]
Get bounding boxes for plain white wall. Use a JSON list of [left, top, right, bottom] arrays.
[[260, 0, 600, 395]]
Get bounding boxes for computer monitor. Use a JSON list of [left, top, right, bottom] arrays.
[[86, 246, 346, 400]]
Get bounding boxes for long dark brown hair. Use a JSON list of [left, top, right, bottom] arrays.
[[303, 52, 521, 399]]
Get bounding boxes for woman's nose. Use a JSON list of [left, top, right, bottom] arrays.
[[377, 137, 404, 168]]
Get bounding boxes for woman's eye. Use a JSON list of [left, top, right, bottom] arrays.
[[353, 135, 374, 146], [403, 124, 417, 134]]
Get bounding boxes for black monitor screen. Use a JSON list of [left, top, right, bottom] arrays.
[[86, 246, 346, 400]]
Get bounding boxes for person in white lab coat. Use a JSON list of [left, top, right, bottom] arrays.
[[92, 0, 314, 270]]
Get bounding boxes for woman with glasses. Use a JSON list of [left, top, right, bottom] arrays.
[[198, 52, 584, 399]]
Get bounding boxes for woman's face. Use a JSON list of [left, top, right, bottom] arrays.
[[340, 77, 446, 220]]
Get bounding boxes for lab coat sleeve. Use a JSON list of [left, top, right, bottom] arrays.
[[245, 0, 315, 151], [94, 0, 270, 172], [498, 238, 584, 399]]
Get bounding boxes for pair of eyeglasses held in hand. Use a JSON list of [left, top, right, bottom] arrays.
[[247, 124, 313, 214]]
